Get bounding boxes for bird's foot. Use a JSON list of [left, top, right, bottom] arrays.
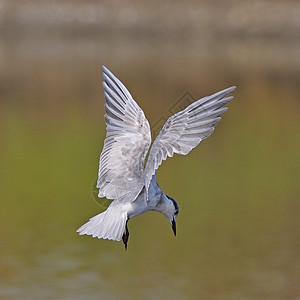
[[122, 232, 129, 250], [122, 219, 130, 250]]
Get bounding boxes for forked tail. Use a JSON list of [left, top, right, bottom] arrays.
[[77, 206, 127, 241]]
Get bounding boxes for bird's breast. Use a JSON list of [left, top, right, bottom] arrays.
[[128, 182, 163, 218]]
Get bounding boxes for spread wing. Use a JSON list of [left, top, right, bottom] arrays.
[[144, 86, 236, 196], [97, 66, 151, 201]]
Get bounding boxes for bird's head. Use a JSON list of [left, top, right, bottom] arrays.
[[163, 194, 179, 236]]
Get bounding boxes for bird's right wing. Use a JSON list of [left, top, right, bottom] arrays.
[[97, 66, 151, 201], [144, 86, 236, 199]]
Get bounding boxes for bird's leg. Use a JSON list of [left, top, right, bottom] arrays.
[[122, 218, 130, 250]]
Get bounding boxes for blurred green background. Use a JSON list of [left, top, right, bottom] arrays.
[[0, 1, 299, 299]]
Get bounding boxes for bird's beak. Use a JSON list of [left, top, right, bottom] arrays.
[[171, 217, 176, 236]]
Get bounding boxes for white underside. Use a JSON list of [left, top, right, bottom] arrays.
[[77, 178, 167, 242]]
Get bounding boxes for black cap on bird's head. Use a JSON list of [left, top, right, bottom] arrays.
[[166, 195, 179, 236]]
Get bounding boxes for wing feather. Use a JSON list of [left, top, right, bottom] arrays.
[[97, 66, 151, 201], [144, 86, 236, 195]]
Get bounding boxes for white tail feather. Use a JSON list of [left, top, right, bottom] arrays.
[[77, 207, 127, 241]]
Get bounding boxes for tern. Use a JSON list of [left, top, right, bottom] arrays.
[[77, 66, 235, 249]]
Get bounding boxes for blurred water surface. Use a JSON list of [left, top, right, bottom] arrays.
[[0, 14, 300, 300]]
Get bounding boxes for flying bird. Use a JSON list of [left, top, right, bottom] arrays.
[[77, 66, 235, 249]]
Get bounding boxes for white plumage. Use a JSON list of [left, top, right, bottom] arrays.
[[77, 66, 235, 249]]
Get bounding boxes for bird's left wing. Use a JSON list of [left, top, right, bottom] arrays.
[[144, 86, 236, 200], [97, 66, 151, 201]]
